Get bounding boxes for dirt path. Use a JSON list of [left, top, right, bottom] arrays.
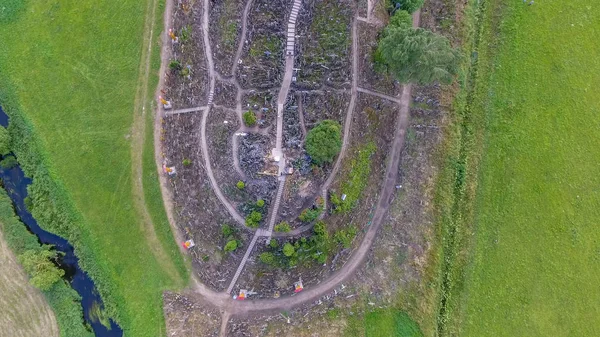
[[0, 230, 59, 337], [130, 0, 183, 286]]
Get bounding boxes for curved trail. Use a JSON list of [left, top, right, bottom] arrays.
[[155, 0, 420, 334], [198, 0, 246, 227]]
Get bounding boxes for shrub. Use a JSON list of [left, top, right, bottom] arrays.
[[256, 199, 265, 207], [224, 240, 238, 252], [19, 247, 65, 291], [305, 120, 342, 165], [180, 25, 191, 42], [168, 59, 181, 71], [182, 158, 192, 166], [334, 226, 358, 248], [245, 211, 262, 228], [0, 126, 10, 155], [259, 252, 276, 265], [0, 155, 17, 169], [269, 239, 278, 249], [236, 180, 245, 189], [274, 221, 291, 232], [221, 224, 233, 237], [242, 110, 257, 127], [388, 10, 412, 30], [283, 242, 295, 257], [299, 207, 322, 223]]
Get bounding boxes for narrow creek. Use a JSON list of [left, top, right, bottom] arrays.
[[0, 107, 123, 336]]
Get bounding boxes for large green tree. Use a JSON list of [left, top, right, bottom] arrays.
[[305, 120, 342, 165], [19, 247, 65, 291], [377, 26, 460, 84]]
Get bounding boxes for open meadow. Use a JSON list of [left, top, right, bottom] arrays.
[[454, 0, 600, 335], [0, 0, 188, 335]]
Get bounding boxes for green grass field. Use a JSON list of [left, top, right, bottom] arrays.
[[456, 0, 600, 335], [0, 0, 188, 335]]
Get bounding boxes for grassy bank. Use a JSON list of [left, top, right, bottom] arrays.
[[435, 0, 600, 335], [0, 187, 93, 337], [0, 0, 188, 335]]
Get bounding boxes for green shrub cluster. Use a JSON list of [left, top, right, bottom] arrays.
[[298, 207, 322, 223], [305, 120, 342, 165], [245, 211, 262, 228], [274, 221, 291, 232], [0, 154, 17, 169], [242, 110, 257, 127], [221, 224, 242, 253]]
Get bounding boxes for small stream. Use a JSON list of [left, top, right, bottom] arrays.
[[0, 106, 123, 336]]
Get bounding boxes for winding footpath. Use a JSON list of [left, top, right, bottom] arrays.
[[155, 0, 421, 335]]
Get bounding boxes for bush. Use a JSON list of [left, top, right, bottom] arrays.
[[283, 242, 295, 257], [274, 221, 291, 232], [236, 180, 245, 189], [242, 110, 257, 127], [221, 224, 233, 237], [224, 240, 238, 252], [388, 10, 412, 30], [182, 158, 191, 166], [305, 120, 342, 165], [299, 207, 322, 223], [269, 239, 278, 249], [259, 252, 276, 265], [245, 211, 262, 228], [334, 226, 358, 248], [256, 199, 265, 207], [168, 59, 181, 71], [0, 155, 17, 169]]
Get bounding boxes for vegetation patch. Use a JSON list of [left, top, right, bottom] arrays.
[[331, 141, 376, 213], [305, 120, 342, 165]]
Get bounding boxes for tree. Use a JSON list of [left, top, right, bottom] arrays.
[[305, 120, 342, 165], [377, 27, 460, 84], [236, 180, 245, 189], [0, 126, 10, 155], [0, 155, 17, 169], [390, 0, 424, 14], [256, 199, 265, 207], [224, 240, 238, 252], [19, 248, 64, 291], [243, 110, 257, 127], [283, 242, 295, 257]]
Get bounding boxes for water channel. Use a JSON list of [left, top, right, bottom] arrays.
[[0, 106, 123, 336]]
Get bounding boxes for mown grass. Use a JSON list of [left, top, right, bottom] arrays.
[[0, 0, 188, 335], [345, 307, 423, 337], [455, 0, 600, 335]]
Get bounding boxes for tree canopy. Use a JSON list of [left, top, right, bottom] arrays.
[[377, 26, 460, 84], [305, 120, 342, 165], [390, 0, 424, 14], [19, 247, 64, 291]]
